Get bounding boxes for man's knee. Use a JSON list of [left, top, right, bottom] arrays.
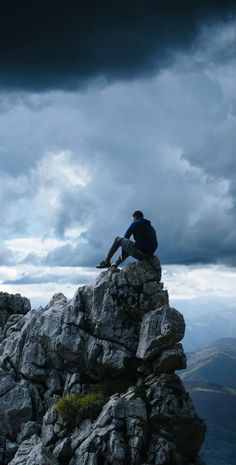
[[120, 237, 136, 256], [114, 236, 123, 245]]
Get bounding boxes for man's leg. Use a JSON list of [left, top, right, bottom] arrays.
[[120, 238, 148, 261], [96, 236, 148, 269], [114, 249, 129, 267], [96, 236, 123, 268], [104, 236, 123, 263], [113, 238, 148, 267]]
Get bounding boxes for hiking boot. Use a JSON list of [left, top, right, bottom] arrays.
[[96, 260, 111, 269]]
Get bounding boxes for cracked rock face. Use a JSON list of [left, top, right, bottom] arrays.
[[0, 258, 206, 465]]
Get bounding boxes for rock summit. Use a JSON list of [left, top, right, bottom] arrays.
[[0, 257, 206, 465]]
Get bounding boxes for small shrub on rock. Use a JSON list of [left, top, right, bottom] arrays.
[[54, 389, 106, 426], [54, 364, 141, 427]]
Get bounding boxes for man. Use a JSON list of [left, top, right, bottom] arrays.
[[96, 210, 158, 270]]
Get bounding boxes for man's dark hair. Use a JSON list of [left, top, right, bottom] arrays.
[[132, 210, 144, 219]]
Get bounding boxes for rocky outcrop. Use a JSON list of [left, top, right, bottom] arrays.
[[0, 257, 206, 465]]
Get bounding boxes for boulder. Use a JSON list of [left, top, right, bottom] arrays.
[[0, 370, 32, 439], [136, 306, 185, 360], [0, 293, 30, 331], [8, 435, 58, 465]]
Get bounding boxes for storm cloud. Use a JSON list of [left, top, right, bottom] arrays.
[[0, 6, 236, 300], [0, 0, 236, 90], [1, 21, 236, 269]]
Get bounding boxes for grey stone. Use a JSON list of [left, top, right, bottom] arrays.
[[147, 436, 175, 465], [136, 306, 185, 360], [53, 437, 72, 464], [0, 292, 30, 329], [124, 397, 147, 420], [4, 440, 18, 463], [46, 369, 62, 393], [41, 406, 66, 447], [26, 382, 44, 422], [8, 435, 58, 465], [20, 341, 47, 382], [17, 421, 41, 443], [63, 373, 81, 395], [4, 315, 25, 337], [72, 424, 115, 464], [94, 397, 125, 428], [0, 370, 16, 396], [41, 423, 56, 446], [107, 430, 125, 464], [45, 292, 68, 310], [73, 452, 98, 465], [44, 405, 60, 426], [152, 343, 187, 373], [143, 281, 163, 295], [70, 420, 93, 452], [0, 327, 4, 343], [146, 373, 206, 459], [0, 375, 32, 439]]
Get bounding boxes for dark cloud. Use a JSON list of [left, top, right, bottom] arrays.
[[42, 244, 97, 267], [0, 0, 235, 90], [0, 18, 236, 267]]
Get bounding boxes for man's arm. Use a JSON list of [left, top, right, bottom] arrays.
[[124, 222, 135, 239]]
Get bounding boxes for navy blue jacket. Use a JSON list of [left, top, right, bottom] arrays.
[[124, 218, 158, 256]]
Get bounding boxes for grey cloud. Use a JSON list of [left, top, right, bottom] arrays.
[[0, 1, 235, 91], [42, 244, 95, 267], [41, 239, 106, 268], [0, 20, 236, 266], [0, 247, 15, 266], [3, 272, 92, 286], [22, 253, 42, 266]]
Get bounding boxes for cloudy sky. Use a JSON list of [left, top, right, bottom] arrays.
[[0, 1, 236, 308]]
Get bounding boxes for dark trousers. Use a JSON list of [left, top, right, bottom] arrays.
[[105, 236, 149, 266]]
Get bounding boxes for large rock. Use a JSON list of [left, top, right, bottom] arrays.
[[76, 256, 167, 353], [0, 370, 32, 439], [0, 293, 30, 331], [136, 306, 185, 360], [0, 259, 168, 382], [61, 374, 205, 465], [146, 373, 206, 459], [0, 257, 206, 464], [8, 435, 58, 465]]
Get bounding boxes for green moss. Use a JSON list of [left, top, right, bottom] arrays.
[[54, 361, 144, 427], [54, 388, 106, 426]]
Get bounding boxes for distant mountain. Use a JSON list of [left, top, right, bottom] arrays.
[[182, 337, 236, 388], [172, 298, 236, 352], [182, 338, 236, 465]]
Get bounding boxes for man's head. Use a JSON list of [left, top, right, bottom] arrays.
[[132, 210, 144, 221]]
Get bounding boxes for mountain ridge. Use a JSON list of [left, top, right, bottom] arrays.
[[182, 337, 236, 465], [182, 337, 236, 388]]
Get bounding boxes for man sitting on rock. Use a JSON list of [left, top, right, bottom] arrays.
[[96, 210, 158, 271]]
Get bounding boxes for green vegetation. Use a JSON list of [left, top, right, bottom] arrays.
[[54, 387, 106, 426], [54, 362, 145, 427]]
